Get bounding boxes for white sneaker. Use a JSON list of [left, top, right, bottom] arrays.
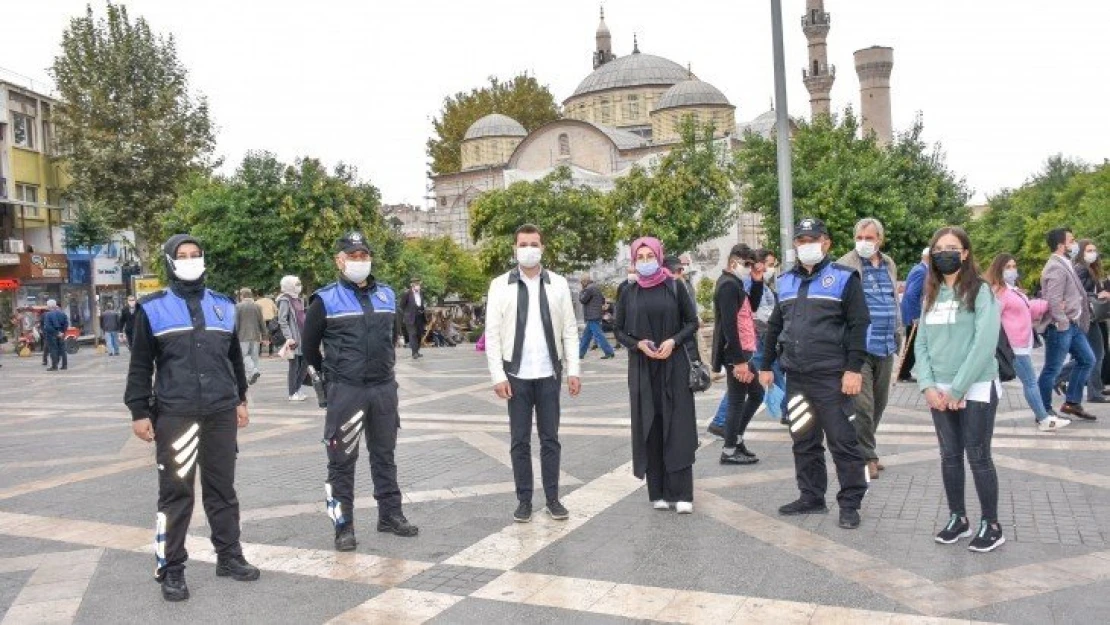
[[1038, 415, 1071, 432], [652, 500, 671, 511], [675, 502, 694, 514], [288, 392, 306, 402]]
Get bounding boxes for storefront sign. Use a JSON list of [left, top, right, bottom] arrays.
[[133, 276, 164, 297], [0, 253, 20, 266], [93, 257, 123, 286], [0, 278, 19, 290], [27, 254, 69, 280]]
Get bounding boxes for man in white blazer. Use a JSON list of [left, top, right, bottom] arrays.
[[485, 224, 581, 523]]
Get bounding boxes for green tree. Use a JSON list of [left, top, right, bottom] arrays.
[[163, 153, 393, 294], [970, 158, 1109, 287], [63, 204, 114, 251], [610, 117, 737, 255], [469, 166, 619, 277], [378, 237, 487, 304], [735, 111, 971, 274], [427, 74, 560, 175], [51, 2, 215, 264]]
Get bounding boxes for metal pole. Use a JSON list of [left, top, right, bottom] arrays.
[[769, 0, 795, 269]]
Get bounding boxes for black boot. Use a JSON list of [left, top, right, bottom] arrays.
[[378, 513, 419, 537], [216, 555, 260, 581], [335, 524, 357, 551], [161, 568, 189, 602], [737, 442, 757, 458]]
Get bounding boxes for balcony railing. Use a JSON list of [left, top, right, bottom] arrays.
[[803, 64, 837, 79], [801, 12, 831, 28]]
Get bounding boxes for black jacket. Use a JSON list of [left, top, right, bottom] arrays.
[[762, 257, 870, 376], [711, 272, 761, 371], [578, 282, 605, 321], [400, 288, 426, 326], [303, 277, 398, 387], [124, 285, 248, 420]]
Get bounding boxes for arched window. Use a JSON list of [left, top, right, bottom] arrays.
[[558, 133, 570, 157], [813, 59, 820, 75]]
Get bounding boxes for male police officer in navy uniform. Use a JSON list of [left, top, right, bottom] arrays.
[[124, 234, 260, 602], [760, 218, 871, 530], [302, 231, 418, 552]]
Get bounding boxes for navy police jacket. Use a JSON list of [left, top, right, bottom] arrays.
[[303, 278, 397, 387], [124, 286, 248, 420], [762, 257, 870, 375]]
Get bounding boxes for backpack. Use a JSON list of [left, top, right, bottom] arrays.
[[267, 318, 285, 345]]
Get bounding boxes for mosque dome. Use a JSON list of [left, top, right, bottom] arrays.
[[463, 113, 528, 140], [568, 52, 690, 99], [653, 79, 732, 111]]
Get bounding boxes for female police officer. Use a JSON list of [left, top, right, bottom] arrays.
[[124, 234, 260, 601]]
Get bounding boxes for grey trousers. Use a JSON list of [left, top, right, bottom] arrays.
[[852, 353, 894, 461]]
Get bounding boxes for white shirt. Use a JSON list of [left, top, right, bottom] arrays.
[[513, 271, 555, 380], [413, 290, 423, 307]]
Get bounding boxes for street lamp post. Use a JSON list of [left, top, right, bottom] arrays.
[[769, 0, 795, 269]]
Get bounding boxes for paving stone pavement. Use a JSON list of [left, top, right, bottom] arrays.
[[1, 343, 1109, 623]]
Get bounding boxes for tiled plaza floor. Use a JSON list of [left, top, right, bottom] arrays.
[[1, 343, 1109, 623]]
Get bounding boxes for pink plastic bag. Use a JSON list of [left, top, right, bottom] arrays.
[[475, 333, 486, 352]]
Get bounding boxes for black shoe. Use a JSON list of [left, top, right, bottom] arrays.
[[1061, 402, 1097, 421], [779, 416, 790, 426], [248, 372, 260, 385], [600, 354, 615, 360], [967, 520, 1006, 553], [513, 501, 532, 523], [161, 568, 189, 602], [60, 366, 67, 370], [737, 442, 757, 458], [1054, 380, 1067, 396], [216, 555, 260, 581], [546, 500, 569, 520], [720, 449, 758, 465], [934, 513, 973, 544], [838, 508, 861, 529], [1088, 396, 1109, 403], [378, 514, 419, 537], [334, 525, 357, 551], [47, 367, 58, 371], [778, 498, 828, 516], [707, 423, 725, 438]]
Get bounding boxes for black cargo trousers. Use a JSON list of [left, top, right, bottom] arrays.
[[323, 380, 402, 530], [154, 409, 243, 577]]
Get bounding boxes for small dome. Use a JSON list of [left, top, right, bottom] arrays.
[[569, 53, 690, 99], [653, 79, 732, 111], [463, 114, 528, 140]]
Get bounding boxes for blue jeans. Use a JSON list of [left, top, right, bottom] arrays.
[[105, 332, 119, 355], [1013, 354, 1048, 421], [578, 320, 614, 358], [712, 348, 784, 428], [1038, 324, 1095, 408]]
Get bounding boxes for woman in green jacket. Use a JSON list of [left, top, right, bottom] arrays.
[[914, 227, 1005, 553]]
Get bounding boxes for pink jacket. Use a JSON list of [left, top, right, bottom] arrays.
[[736, 298, 757, 353], [996, 286, 1047, 349]]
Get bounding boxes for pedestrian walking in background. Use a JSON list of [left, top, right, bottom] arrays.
[[277, 275, 308, 401], [123, 234, 260, 601], [711, 244, 762, 465], [898, 248, 930, 382], [255, 293, 278, 357], [43, 299, 69, 371], [914, 226, 1005, 552], [99, 302, 122, 356], [483, 224, 581, 523], [985, 254, 1066, 431], [615, 237, 700, 513], [1036, 228, 1096, 421], [400, 277, 427, 359], [838, 218, 901, 480], [235, 288, 267, 385], [120, 294, 138, 350], [579, 274, 615, 360], [1073, 240, 1109, 403]]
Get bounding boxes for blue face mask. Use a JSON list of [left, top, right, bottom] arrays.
[[636, 260, 660, 277]]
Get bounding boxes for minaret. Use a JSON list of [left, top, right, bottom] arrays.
[[593, 7, 614, 69], [801, 0, 835, 117], [854, 46, 894, 146]]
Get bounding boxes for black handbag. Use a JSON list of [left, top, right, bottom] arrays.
[[996, 326, 1016, 383], [682, 341, 713, 393], [1091, 296, 1110, 323]]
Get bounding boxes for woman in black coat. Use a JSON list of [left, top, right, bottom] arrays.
[[615, 237, 700, 513]]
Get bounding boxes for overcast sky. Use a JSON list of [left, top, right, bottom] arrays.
[[5, 1, 1108, 206]]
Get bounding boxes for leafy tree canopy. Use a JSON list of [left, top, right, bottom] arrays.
[[51, 1, 215, 263], [427, 74, 560, 175], [735, 110, 971, 275]]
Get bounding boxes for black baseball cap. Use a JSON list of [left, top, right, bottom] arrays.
[[336, 231, 372, 254], [794, 218, 828, 239]]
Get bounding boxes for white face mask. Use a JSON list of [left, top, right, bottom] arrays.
[[764, 267, 777, 279], [1068, 242, 1080, 258], [796, 242, 825, 266], [1003, 269, 1019, 285], [1085, 251, 1098, 265], [516, 246, 542, 269], [293, 284, 303, 296], [855, 240, 877, 259], [343, 261, 372, 284], [172, 257, 205, 282], [734, 263, 751, 278]]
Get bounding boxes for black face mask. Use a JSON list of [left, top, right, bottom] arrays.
[[932, 251, 963, 276]]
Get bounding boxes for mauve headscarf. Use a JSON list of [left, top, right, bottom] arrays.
[[631, 237, 669, 289]]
